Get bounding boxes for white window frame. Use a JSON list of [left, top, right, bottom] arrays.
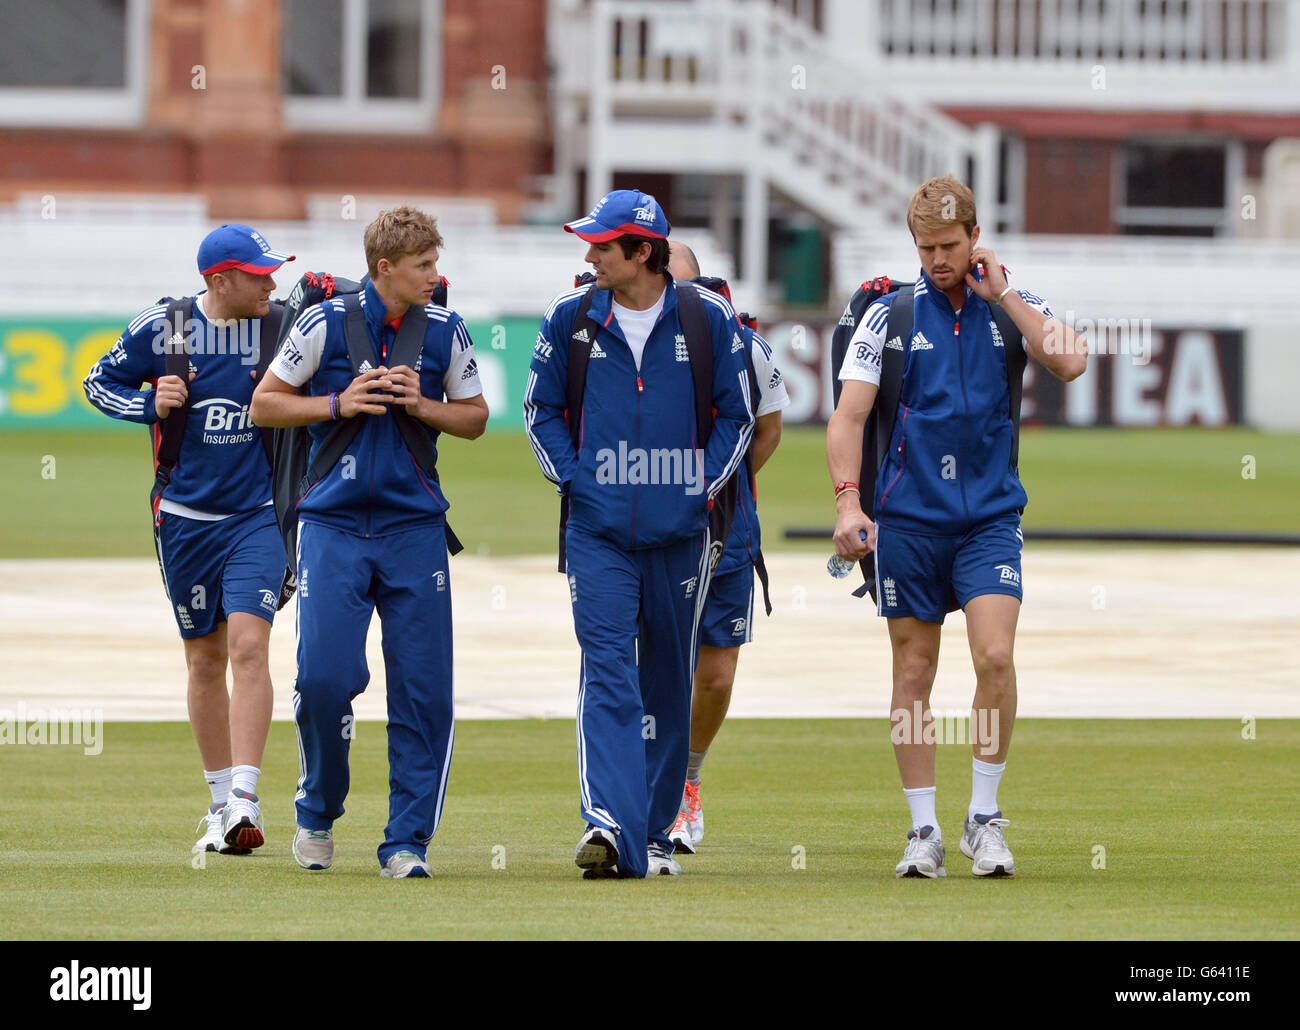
[[1113, 138, 1243, 237], [0, 0, 148, 128], [283, 0, 440, 134]]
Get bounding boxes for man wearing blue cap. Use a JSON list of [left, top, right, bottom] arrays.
[[84, 224, 294, 857], [525, 190, 754, 878]]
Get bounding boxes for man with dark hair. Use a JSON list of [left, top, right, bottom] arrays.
[[83, 224, 294, 857], [614, 234, 671, 274], [253, 206, 488, 879], [525, 189, 754, 878]]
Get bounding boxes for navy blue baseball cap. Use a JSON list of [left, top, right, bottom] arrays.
[[197, 224, 295, 276], [564, 189, 670, 242]]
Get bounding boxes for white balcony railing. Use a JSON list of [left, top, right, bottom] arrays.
[[844, 0, 1300, 110]]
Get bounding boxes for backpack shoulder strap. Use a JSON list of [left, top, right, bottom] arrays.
[[386, 307, 439, 478], [152, 297, 196, 502], [830, 281, 883, 409], [340, 292, 376, 372], [848, 283, 913, 600], [873, 284, 913, 484], [387, 303, 428, 370], [300, 296, 370, 494], [564, 285, 599, 450], [739, 323, 773, 616], [992, 301, 1027, 472], [676, 280, 736, 578], [675, 280, 713, 447], [558, 284, 599, 571], [255, 301, 285, 468]]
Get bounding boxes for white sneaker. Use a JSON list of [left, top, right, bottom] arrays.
[[647, 840, 682, 876], [669, 780, 703, 854], [292, 826, 334, 871], [193, 804, 230, 854], [381, 850, 432, 878], [894, 825, 947, 878], [960, 811, 1015, 877], [222, 789, 265, 851], [575, 825, 620, 878]]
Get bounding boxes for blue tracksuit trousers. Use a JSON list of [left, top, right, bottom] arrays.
[[567, 524, 711, 878], [292, 520, 454, 867]]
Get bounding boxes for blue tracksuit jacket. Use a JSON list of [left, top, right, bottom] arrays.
[[83, 297, 274, 515], [523, 277, 755, 546], [875, 271, 1030, 535], [287, 280, 471, 537]]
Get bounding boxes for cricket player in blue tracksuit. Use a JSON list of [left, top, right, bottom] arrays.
[[828, 175, 1087, 879], [525, 189, 754, 879], [663, 241, 790, 855], [83, 224, 294, 857], [252, 206, 488, 879]]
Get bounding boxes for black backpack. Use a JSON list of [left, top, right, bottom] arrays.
[[267, 272, 462, 600], [829, 276, 1026, 600], [148, 297, 294, 608], [557, 274, 746, 597]]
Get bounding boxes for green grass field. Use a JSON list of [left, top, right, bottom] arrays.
[[2, 425, 1297, 558], [5, 425, 1297, 941], [3, 719, 1297, 940]]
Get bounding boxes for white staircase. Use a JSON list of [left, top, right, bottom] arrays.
[[549, 0, 991, 301]]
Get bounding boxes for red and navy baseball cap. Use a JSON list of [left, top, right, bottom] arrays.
[[564, 189, 670, 242], [197, 224, 296, 276]]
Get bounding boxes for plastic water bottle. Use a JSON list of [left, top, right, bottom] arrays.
[[827, 530, 869, 578]]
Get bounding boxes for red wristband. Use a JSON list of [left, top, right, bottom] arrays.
[[834, 480, 859, 498]]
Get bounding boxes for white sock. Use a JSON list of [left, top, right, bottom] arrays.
[[903, 785, 940, 840], [204, 767, 232, 807], [969, 758, 1006, 819], [230, 765, 261, 797], [686, 749, 708, 785]]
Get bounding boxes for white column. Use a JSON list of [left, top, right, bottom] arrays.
[[1285, 0, 1300, 83], [742, 167, 768, 305], [972, 122, 1001, 230], [587, 0, 614, 204], [711, 174, 735, 263], [823, 0, 877, 58]]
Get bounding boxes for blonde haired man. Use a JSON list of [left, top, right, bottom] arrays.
[[254, 206, 488, 878], [828, 175, 1086, 878]]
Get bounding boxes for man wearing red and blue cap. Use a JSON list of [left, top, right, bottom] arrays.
[[84, 223, 294, 858], [525, 189, 754, 878]]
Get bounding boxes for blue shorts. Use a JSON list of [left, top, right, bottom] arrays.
[[156, 504, 284, 639], [873, 515, 1023, 624], [698, 565, 754, 648]]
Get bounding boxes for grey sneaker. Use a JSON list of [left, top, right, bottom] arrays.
[[960, 811, 1015, 877], [381, 850, 432, 878], [575, 826, 620, 878], [647, 840, 682, 876], [292, 826, 334, 871], [221, 789, 264, 851], [895, 825, 947, 878]]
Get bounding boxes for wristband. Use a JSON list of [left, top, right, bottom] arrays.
[[834, 480, 859, 499], [996, 285, 1014, 304], [329, 392, 340, 420]]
